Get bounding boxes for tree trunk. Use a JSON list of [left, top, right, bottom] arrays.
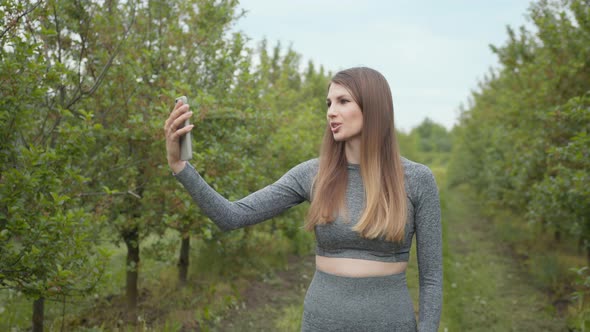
[[32, 297, 44, 332], [178, 234, 190, 286], [123, 228, 140, 320], [554, 230, 561, 243], [540, 218, 547, 234]]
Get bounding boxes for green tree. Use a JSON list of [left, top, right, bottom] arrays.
[[77, 0, 259, 317], [449, 0, 590, 259], [0, 0, 119, 329], [411, 117, 452, 153]]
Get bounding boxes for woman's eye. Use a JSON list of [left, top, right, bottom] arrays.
[[326, 102, 331, 107], [341, 99, 349, 104]]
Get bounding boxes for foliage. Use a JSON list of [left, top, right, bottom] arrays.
[[527, 95, 590, 247], [1, 0, 331, 328], [449, 0, 589, 250], [411, 117, 452, 153], [398, 117, 452, 167], [569, 266, 590, 330], [0, 0, 110, 325], [448, 0, 590, 328]]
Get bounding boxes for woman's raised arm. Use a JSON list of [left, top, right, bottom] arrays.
[[173, 159, 317, 231]]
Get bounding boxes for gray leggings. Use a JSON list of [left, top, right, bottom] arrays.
[[301, 270, 417, 332]]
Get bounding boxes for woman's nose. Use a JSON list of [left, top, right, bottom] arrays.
[[327, 105, 337, 118]]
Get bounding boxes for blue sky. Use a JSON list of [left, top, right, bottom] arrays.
[[232, 0, 533, 132]]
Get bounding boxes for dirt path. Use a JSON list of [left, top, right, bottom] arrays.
[[214, 254, 315, 331]]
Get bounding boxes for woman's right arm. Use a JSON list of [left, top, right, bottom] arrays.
[[173, 160, 315, 231], [164, 98, 316, 231]]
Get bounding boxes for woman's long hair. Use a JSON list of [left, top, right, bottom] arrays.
[[305, 67, 407, 242]]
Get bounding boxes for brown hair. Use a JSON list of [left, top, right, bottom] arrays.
[[305, 67, 407, 242]]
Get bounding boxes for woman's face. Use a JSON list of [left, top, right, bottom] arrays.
[[326, 83, 363, 142]]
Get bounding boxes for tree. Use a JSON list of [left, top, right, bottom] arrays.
[[0, 0, 121, 329], [449, 0, 590, 257], [411, 118, 452, 153]]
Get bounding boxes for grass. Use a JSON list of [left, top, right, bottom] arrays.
[[441, 185, 567, 331], [488, 208, 590, 331], [0, 223, 305, 331], [216, 254, 314, 331], [275, 304, 304, 331]]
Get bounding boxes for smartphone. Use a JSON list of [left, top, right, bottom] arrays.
[[175, 96, 193, 161]]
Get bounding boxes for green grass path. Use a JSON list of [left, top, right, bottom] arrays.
[[214, 187, 567, 331], [437, 187, 566, 331]]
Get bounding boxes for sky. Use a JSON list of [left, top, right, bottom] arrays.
[[232, 0, 534, 132]]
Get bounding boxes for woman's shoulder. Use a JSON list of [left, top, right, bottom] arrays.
[[281, 158, 319, 182], [279, 158, 319, 201], [400, 156, 433, 178], [290, 158, 319, 173], [400, 156, 438, 199]]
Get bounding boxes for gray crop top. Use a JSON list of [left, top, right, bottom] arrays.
[[174, 157, 442, 331]]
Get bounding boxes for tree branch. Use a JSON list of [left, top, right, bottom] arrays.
[[66, 2, 137, 109], [0, 0, 42, 40]]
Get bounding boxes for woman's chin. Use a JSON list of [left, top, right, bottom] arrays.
[[332, 132, 357, 142], [332, 135, 345, 142]]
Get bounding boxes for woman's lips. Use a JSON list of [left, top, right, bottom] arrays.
[[330, 122, 342, 132]]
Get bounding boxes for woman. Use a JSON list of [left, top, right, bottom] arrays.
[[164, 67, 442, 331]]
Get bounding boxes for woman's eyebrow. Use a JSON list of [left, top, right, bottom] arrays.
[[326, 95, 350, 101]]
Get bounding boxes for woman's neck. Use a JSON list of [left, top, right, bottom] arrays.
[[345, 137, 361, 164]]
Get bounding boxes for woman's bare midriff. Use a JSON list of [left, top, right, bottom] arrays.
[[315, 255, 408, 277]]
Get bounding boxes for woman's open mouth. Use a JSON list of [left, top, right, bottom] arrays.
[[330, 122, 342, 132]]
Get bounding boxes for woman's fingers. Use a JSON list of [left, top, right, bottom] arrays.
[[165, 102, 189, 132], [169, 113, 194, 136], [172, 99, 187, 116], [172, 111, 193, 132], [166, 110, 193, 139], [173, 124, 194, 138]]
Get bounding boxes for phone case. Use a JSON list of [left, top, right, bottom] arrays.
[[175, 96, 193, 161]]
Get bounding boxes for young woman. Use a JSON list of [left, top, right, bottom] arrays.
[[164, 67, 442, 331]]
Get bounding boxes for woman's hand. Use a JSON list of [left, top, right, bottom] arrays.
[[164, 99, 194, 174]]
